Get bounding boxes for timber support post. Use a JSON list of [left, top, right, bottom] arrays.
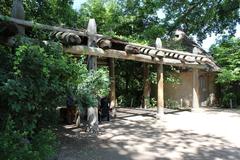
[[11, 0, 25, 35], [87, 19, 97, 70], [87, 19, 99, 132], [156, 38, 164, 119], [109, 58, 117, 118], [192, 47, 200, 111]]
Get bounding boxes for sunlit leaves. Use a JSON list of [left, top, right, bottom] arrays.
[[211, 37, 240, 84]]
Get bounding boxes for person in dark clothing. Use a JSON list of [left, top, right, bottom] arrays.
[[66, 95, 76, 124], [98, 97, 110, 123]]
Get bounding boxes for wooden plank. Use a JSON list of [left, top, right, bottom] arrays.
[[64, 45, 207, 69]]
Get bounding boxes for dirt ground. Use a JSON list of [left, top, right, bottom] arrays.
[[57, 108, 240, 160]]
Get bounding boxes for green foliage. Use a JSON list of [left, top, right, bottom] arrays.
[[161, 0, 240, 42], [115, 61, 144, 107], [0, 117, 57, 160], [165, 98, 181, 109], [75, 66, 110, 108], [78, 0, 121, 35], [211, 37, 240, 83], [211, 37, 240, 106], [78, 0, 164, 42], [0, 40, 84, 159], [79, 0, 239, 43], [149, 97, 157, 108], [0, 0, 78, 27]]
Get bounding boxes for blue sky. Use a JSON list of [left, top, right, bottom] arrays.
[[73, 0, 240, 50]]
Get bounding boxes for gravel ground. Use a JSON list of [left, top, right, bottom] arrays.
[[57, 108, 240, 160]]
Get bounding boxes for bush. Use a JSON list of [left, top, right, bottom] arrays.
[[0, 117, 57, 160], [0, 41, 83, 159]]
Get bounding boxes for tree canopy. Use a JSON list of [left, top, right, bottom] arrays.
[[78, 0, 240, 43], [211, 37, 240, 84], [210, 37, 240, 106]]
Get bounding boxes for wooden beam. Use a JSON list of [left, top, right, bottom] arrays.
[[156, 38, 164, 118], [64, 45, 207, 69]]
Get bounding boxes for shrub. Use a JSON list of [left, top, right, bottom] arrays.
[[0, 41, 83, 159]]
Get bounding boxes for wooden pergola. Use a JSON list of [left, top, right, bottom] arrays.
[[0, 12, 219, 119]]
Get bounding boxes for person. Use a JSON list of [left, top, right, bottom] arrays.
[[66, 95, 76, 124], [99, 97, 110, 122]]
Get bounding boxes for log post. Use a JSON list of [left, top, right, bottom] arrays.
[[109, 58, 117, 118], [156, 38, 164, 119], [11, 0, 25, 35], [87, 19, 97, 70], [192, 47, 200, 111], [87, 19, 98, 132], [142, 63, 150, 109]]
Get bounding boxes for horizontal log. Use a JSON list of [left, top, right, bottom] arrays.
[[0, 15, 108, 39], [126, 43, 219, 70], [50, 31, 82, 45], [128, 42, 207, 58], [64, 45, 206, 69]]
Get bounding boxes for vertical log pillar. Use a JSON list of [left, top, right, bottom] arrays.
[[87, 19, 98, 131], [11, 0, 25, 35], [192, 68, 200, 110], [109, 58, 117, 118], [192, 47, 200, 111], [156, 38, 164, 119], [142, 63, 150, 109], [87, 19, 97, 70]]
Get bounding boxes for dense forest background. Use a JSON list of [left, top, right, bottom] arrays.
[[0, 0, 239, 159]]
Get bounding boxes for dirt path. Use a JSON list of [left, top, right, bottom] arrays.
[[57, 108, 240, 160]]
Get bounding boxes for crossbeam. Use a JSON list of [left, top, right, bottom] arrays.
[[64, 45, 206, 69]]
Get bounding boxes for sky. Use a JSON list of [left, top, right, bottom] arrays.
[[73, 0, 240, 51]]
